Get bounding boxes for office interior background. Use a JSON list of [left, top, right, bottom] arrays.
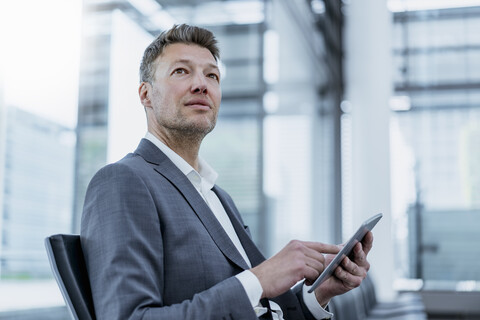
[[0, 0, 479, 318]]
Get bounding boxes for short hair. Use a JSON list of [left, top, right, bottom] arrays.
[[139, 24, 220, 84]]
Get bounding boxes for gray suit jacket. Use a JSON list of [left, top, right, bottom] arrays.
[[81, 139, 316, 319]]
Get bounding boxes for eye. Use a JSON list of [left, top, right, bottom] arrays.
[[172, 68, 187, 75], [208, 73, 219, 82]]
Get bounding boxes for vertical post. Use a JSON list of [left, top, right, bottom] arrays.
[[258, 17, 268, 255], [72, 3, 114, 233], [344, 0, 395, 300], [0, 59, 5, 277], [323, 0, 345, 245]]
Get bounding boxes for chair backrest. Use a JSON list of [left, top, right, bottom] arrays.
[[358, 275, 377, 313], [45, 234, 96, 320], [330, 287, 366, 320]]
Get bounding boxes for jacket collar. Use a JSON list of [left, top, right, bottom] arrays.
[[134, 138, 259, 270]]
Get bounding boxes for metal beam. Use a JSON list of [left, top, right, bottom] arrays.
[[396, 82, 480, 92]]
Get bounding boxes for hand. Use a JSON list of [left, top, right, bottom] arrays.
[[314, 231, 373, 306], [251, 240, 339, 299]]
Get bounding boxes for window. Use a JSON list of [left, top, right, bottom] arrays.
[[391, 5, 480, 281]]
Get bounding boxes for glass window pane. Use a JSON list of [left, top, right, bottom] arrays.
[[391, 6, 480, 283], [200, 117, 261, 242]]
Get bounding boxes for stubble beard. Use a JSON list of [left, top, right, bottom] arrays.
[[158, 108, 217, 146]]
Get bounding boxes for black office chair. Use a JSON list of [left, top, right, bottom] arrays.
[[330, 288, 364, 320], [359, 275, 426, 319], [330, 277, 427, 320], [45, 234, 96, 320]]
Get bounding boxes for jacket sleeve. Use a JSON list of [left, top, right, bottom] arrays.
[[80, 163, 257, 320]]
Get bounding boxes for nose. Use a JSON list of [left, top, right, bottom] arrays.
[[191, 73, 208, 95]]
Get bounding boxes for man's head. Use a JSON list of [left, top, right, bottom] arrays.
[[140, 24, 220, 84], [138, 24, 222, 146]]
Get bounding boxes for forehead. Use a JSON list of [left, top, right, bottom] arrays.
[[157, 43, 218, 67]]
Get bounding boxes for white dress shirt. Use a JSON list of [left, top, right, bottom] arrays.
[[145, 132, 332, 319]]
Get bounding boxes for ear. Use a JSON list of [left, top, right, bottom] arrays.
[[139, 82, 152, 108]]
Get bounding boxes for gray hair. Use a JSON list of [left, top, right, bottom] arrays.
[[139, 24, 220, 84]]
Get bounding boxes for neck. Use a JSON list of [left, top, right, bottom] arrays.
[[149, 129, 204, 171]]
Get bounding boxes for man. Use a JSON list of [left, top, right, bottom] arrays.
[[81, 24, 373, 319]]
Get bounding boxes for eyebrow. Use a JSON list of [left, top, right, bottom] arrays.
[[172, 59, 219, 72]]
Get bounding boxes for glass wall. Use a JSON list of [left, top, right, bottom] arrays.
[[0, 0, 81, 314], [390, 5, 480, 281]]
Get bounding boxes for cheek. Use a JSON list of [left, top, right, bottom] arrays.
[[153, 87, 175, 108], [164, 86, 186, 104], [212, 88, 222, 108]]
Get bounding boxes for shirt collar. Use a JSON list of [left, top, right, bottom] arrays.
[[197, 157, 218, 189], [144, 132, 218, 188]]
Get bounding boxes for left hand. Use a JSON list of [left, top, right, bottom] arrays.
[[314, 231, 374, 306]]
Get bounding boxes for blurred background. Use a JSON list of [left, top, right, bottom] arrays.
[[0, 0, 479, 319]]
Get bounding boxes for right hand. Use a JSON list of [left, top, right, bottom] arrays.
[[251, 240, 340, 298]]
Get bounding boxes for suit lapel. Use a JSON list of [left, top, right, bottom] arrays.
[[134, 139, 251, 271], [213, 186, 266, 267]]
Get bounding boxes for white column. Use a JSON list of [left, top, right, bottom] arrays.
[[344, 0, 395, 300], [0, 56, 5, 277]]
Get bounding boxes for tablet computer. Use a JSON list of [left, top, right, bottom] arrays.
[[307, 213, 383, 293]]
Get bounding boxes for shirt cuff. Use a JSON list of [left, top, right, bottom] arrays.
[[235, 270, 263, 308], [302, 283, 334, 319], [236, 271, 284, 319]]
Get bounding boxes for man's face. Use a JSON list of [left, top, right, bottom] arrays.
[[142, 43, 221, 139]]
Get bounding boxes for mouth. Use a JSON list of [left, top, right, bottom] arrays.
[[185, 99, 211, 111]]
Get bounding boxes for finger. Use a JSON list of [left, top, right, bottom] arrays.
[[304, 253, 325, 270], [335, 265, 362, 288], [303, 258, 324, 284], [352, 243, 369, 269], [304, 268, 321, 285], [342, 256, 366, 277], [324, 252, 340, 265], [288, 241, 328, 265], [342, 256, 359, 276], [303, 247, 326, 265], [304, 241, 341, 255], [335, 265, 350, 283], [361, 231, 374, 255]]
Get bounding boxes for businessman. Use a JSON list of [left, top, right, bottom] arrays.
[[81, 24, 373, 319]]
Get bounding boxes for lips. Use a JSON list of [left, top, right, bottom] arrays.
[[185, 99, 211, 110]]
